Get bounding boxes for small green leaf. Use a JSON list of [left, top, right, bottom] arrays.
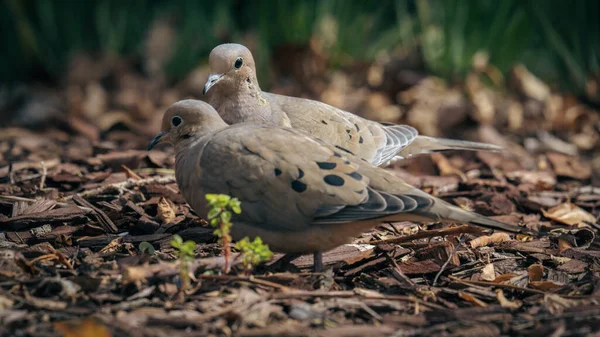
[[220, 211, 231, 224], [138, 241, 155, 254], [171, 234, 183, 248], [183, 241, 196, 252], [207, 208, 220, 220]]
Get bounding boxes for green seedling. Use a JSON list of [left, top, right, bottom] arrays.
[[205, 193, 241, 273], [138, 241, 156, 255], [170, 234, 197, 290], [234, 237, 273, 274]]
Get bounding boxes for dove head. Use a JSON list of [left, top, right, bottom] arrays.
[[203, 43, 259, 96], [148, 100, 228, 151]]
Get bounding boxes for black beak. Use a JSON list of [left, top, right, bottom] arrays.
[[147, 131, 165, 151]]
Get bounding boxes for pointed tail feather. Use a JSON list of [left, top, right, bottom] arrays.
[[421, 200, 529, 234], [398, 135, 503, 158]]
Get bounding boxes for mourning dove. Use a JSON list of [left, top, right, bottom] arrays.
[[202, 43, 502, 166], [149, 100, 530, 271]]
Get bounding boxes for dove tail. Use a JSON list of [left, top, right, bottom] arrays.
[[398, 135, 502, 158], [423, 200, 526, 234]]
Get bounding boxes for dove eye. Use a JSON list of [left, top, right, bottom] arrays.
[[234, 57, 243, 69], [171, 116, 183, 127]]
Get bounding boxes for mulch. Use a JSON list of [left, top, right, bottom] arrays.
[[1, 121, 599, 337]]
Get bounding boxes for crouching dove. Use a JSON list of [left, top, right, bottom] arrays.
[[203, 43, 502, 167], [148, 100, 530, 271]]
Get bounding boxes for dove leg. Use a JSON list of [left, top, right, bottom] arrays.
[[313, 252, 323, 272]]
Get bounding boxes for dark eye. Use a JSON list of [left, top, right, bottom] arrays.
[[171, 116, 182, 127], [234, 57, 243, 69]]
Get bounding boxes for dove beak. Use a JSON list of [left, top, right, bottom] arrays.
[[203, 74, 223, 95], [147, 131, 166, 151]]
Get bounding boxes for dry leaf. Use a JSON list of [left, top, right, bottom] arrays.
[[458, 291, 488, 307], [495, 289, 521, 310], [528, 264, 544, 282], [557, 238, 573, 252], [529, 280, 562, 291], [470, 233, 512, 249], [54, 317, 112, 337], [157, 197, 176, 224], [493, 273, 519, 283], [480, 263, 496, 281], [431, 153, 467, 180], [541, 202, 596, 226]]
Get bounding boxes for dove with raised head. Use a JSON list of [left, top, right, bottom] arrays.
[[202, 43, 502, 166], [149, 100, 528, 271]]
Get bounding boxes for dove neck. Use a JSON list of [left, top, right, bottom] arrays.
[[208, 83, 274, 125]]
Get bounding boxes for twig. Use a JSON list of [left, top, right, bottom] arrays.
[[385, 252, 416, 289], [62, 175, 177, 200], [198, 274, 293, 291], [39, 161, 47, 190], [447, 276, 588, 299], [72, 194, 118, 233], [433, 235, 466, 286], [121, 165, 143, 180]]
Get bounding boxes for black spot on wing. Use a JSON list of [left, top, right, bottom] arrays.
[[346, 171, 362, 181], [291, 180, 307, 193], [359, 136, 364, 144], [317, 162, 336, 170], [297, 168, 304, 179], [321, 120, 328, 125], [346, 129, 351, 133], [354, 123, 360, 131], [324, 174, 345, 186], [334, 145, 354, 155], [274, 168, 282, 176], [333, 152, 342, 157]]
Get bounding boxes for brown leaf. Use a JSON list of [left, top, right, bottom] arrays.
[[458, 291, 488, 307], [493, 273, 520, 283], [541, 202, 596, 226], [157, 197, 176, 224], [54, 317, 112, 337], [529, 280, 563, 291], [558, 238, 573, 252], [480, 263, 496, 281], [547, 152, 592, 180], [495, 289, 522, 310], [527, 264, 544, 282], [470, 233, 512, 249]]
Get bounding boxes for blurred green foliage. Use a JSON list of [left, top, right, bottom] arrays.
[[1, 0, 598, 100]]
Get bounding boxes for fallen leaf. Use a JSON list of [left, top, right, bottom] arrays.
[[458, 291, 488, 307], [157, 197, 176, 224], [528, 264, 544, 282], [546, 152, 591, 180], [541, 202, 596, 226], [480, 263, 496, 281], [54, 317, 112, 337], [557, 238, 573, 252], [495, 289, 521, 310], [470, 233, 512, 249], [529, 280, 563, 291], [493, 273, 520, 283]]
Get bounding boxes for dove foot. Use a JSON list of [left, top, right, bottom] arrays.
[[313, 252, 323, 272]]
